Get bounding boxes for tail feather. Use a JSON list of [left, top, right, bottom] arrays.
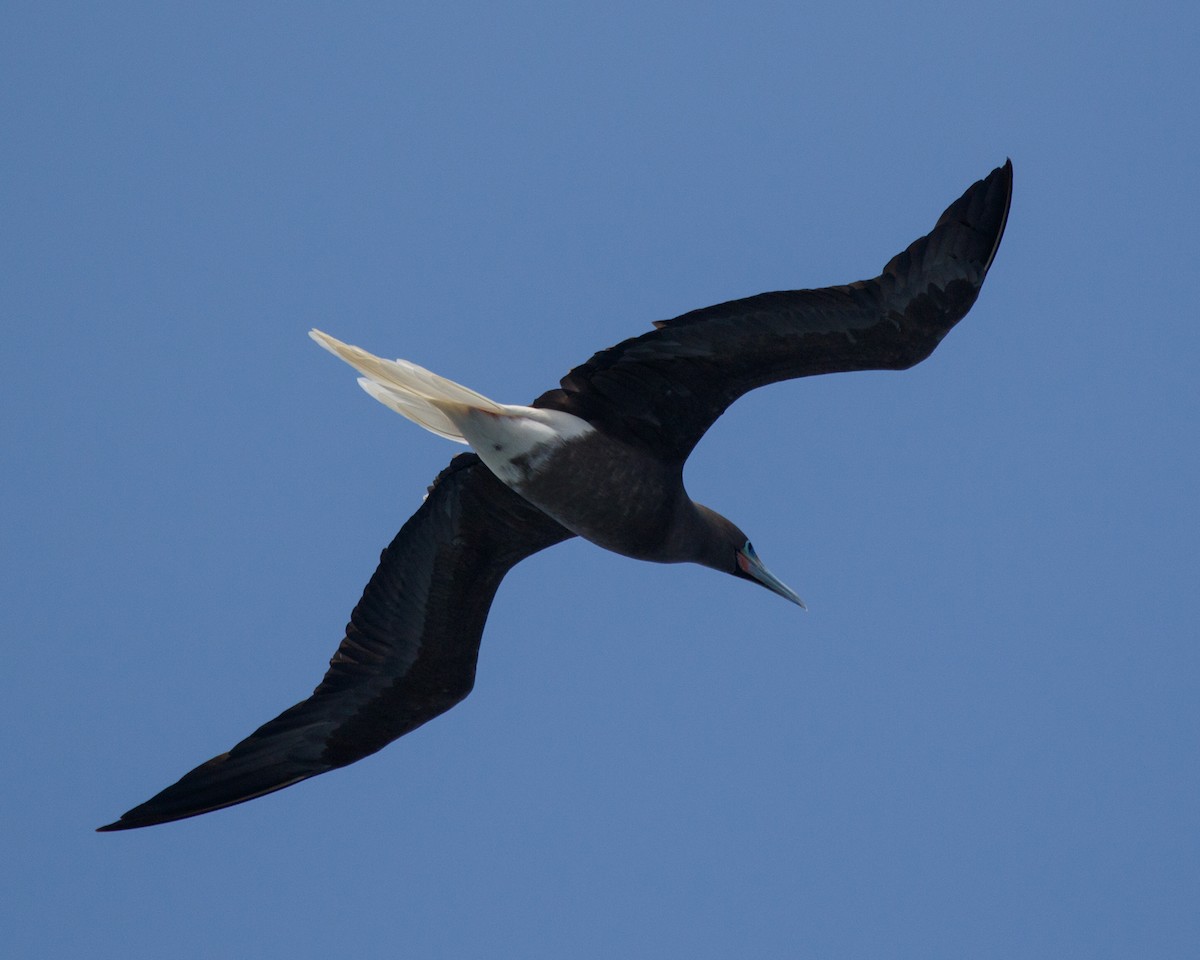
[[357, 377, 469, 443], [309, 329, 503, 443]]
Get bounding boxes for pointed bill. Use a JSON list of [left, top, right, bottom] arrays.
[[737, 542, 806, 609]]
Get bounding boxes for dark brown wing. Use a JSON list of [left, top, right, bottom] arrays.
[[98, 454, 572, 831], [533, 161, 1012, 461]]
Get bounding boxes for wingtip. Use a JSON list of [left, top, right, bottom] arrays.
[[95, 805, 176, 832], [95, 808, 205, 832], [999, 157, 1014, 193], [982, 159, 1014, 276], [96, 809, 153, 832]]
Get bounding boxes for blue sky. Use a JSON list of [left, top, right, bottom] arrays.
[[4, 2, 1197, 957]]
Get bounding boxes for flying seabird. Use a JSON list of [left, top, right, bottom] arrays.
[[99, 161, 1012, 831]]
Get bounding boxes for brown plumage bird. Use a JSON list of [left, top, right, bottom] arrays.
[[99, 160, 1012, 831]]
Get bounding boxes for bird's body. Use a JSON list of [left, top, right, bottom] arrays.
[[502, 425, 692, 563], [100, 161, 1013, 831], [311, 340, 722, 567]]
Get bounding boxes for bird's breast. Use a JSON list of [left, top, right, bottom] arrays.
[[506, 429, 685, 562]]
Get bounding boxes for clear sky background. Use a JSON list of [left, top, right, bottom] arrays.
[[4, 2, 1197, 957]]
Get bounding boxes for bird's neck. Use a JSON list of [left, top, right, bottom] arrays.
[[664, 502, 738, 573]]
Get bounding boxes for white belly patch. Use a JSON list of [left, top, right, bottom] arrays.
[[459, 406, 596, 487]]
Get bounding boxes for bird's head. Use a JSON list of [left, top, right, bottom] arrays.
[[693, 505, 805, 608]]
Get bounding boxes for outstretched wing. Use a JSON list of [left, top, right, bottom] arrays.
[[99, 162, 1011, 830], [99, 454, 573, 831], [533, 161, 1012, 461]]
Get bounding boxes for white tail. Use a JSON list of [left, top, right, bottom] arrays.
[[309, 329, 505, 444], [310, 328, 597, 490]]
